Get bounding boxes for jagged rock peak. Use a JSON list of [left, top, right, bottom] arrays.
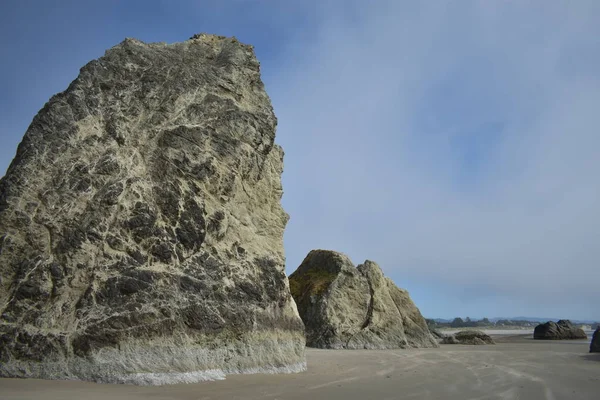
[[0, 34, 304, 385], [289, 249, 438, 349]]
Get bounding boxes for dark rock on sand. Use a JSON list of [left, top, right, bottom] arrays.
[[288, 249, 438, 349], [441, 330, 495, 345], [590, 328, 600, 353], [533, 320, 587, 340], [0, 34, 305, 385]]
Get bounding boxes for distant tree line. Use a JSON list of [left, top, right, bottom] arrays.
[[425, 317, 498, 329], [427, 318, 600, 329]]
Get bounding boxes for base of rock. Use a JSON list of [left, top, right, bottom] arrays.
[[0, 330, 305, 385]]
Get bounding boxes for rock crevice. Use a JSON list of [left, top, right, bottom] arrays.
[[358, 265, 375, 331]]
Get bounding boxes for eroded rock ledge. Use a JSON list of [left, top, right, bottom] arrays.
[[0, 34, 305, 384], [289, 250, 438, 349]]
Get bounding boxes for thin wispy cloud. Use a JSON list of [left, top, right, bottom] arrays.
[[271, 1, 600, 319], [0, 0, 598, 319]]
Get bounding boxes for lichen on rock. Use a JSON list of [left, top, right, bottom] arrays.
[[0, 34, 305, 385], [288, 249, 438, 349]]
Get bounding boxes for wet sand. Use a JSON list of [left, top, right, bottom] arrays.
[[1, 335, 598, 400]]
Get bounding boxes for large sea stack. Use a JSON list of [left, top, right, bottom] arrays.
[[289, 250, 438, 349], [0, 34, 305, 384]]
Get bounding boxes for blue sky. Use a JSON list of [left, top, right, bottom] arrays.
[[1, 1, 599, 320]]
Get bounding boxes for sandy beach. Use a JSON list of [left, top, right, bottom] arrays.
[[1, 334, 598, 400]]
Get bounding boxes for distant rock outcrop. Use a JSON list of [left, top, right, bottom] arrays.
[[0, 34, 305, 384], [288, 250, 438, 349], [441, 330, 495, 345], [590, 328, 600, 353], [533, 320, 587, 340]]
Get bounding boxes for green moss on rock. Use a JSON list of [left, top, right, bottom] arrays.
[[289, 268, 337, 300]]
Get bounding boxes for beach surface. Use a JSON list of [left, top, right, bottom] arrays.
[[1, 334, 598, 400]]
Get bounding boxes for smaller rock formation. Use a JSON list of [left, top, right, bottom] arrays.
[[441, 330, 495, 345], [288, 250, 438, 349], [590, 328, 600, 353], [533, 320, 587, 340]]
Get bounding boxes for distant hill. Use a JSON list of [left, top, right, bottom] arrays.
[[429, 316, 598, 325], [490, 317, 555, 323], [492, 317, 598, 324]]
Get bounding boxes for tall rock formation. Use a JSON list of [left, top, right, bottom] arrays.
[[0, 34, 305, 385], [533, 320, 587, 340], [289, 250, 438, 349]]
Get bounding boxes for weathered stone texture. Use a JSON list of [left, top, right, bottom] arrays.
[[0, 34, 305, 384], [289, 250, 438, 349]]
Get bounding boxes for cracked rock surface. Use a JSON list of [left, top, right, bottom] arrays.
[[0, 34, 305, 384], [289, 250, 438, 349]]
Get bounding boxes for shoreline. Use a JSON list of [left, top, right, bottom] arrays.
[[1, 335, 598, 400]]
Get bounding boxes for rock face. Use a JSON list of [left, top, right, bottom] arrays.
[[533, 320, 587, 340], [288, 250, 438, 349], [590, 328, 600, 353], [0, 34, 305, 384], [441, 330, 495, 345]]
